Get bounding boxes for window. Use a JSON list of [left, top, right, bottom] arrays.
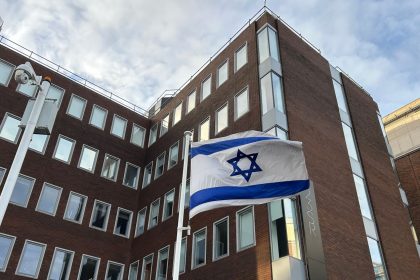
[[17, 82, 37, 97], [47, 84, 65, 108], [101, 154, 120, 181], [367, 237, 387, 279], [160, 114, 169, 136], [53, 135, 76, 164], [142, 162, 153, 188], [78, 145, 99, 173], [260, 72, 284, 115], [0, 113, 21, 144], [179, 237, 187, 274], [342, 122, 359, 161], [257, 26, 280, 63], [168, 142, 179, 169], [47, 248, 74, 280], [148, 199, 160, 229], [173, 103, 182, 125], [128, 261, 139, 280], [155, 152, 165, 179], [266, 126, 287, 140], [105, 261, 124, 280], [114, 208, 133, 238], [0, 59, 14, 86], [0, 233, 15, 272], [235, 43, 248, 72], [123, 163, 140, 189], [64, 192, 87, 224], [213, 217, 229, 260], [111, 115, 127, 139], [237, 206, 255, 251], [16, 240, 46, 278], [35, 183, 62, 216], [186, 90, 196, 113], [201, 76, 211, 101], [178, 179, 190, 209], [77, 255, 100, 280], [148, 124, 158, 146], [89, 105, 107, 130], [332, 80, 349, 113], [131, 124, 146, 147], [234, 88, 249, 120], [135, 207, 147, 237], [192, 228, 206, 268], [29, 134, 49, 154], [163, 189, 175, 221], [156, 246, 169, 280], [353, 175, 373, 219], [283, 199, 302, 259], [198, 117, 210, 142], [90, 200, 111, 231], [141, 254, 153, 280], [67, 94, 87, 120], [216, 103, 228, 134], [10, 174, 35, 208], [217, 60, 228, 87], [0, 167, 6, 185]]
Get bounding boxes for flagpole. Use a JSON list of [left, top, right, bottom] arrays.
[[173, 131, 192, 280]]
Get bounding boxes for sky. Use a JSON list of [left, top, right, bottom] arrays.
[[1, 0, 419, 116]]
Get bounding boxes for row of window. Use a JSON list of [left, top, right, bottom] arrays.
[[0, 234, 125, 279]]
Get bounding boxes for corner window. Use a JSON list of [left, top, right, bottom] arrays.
[[217, 60, 228, 87], [10, 174, 35, 208], [179, 237, 187, 274], [90, 200, 111, 231], [148, 199, 160, 229], [77, 255, 100, 280], [201, 76, 212, 101], [123, 162, 140, 189], [160, 114, 169, 136], [216, 103, 228, 134], [237, 206, 255, 251], [156, 246, 169, 280], [47, 248, 74, 280], [257, 26, 280, 63], [332, 80, 349, 113], [168, 142, 179, 169], [89, 105, 107, 130], [66, 94, 87, 120], [353, 175, 373, 219], [128, 261, 139, 280], [234, 88, 249, 120], [131, 124, 146, 147], [29, 134, 49, 154], [163, 189, 175, 221], [0, 113, 21, 144], [111, 115, 127, 139], [198, 117, 210, 142], [0, 233, 15, 272], [173, 103, 182, 125], [17, 82, 37, 97], [148, 124, 158, 146], [342, 122, 359, 161], [155, 152, 166, 179], [105, 261, 124, 280], [186, 90, 196, 114], [213, 217, 229, 260], [101, 154, 120, 181], [235, 43, 248, 72], [135, 207, 147, 237], [142, 162, 153, 188], [0, 59, 15, 86], [16, 240, 46, 278], [260, 72, 284, 115], [114, 208, 133, 238], [192, 228, 207, 268], [367, 237, 387, 279], [35, 183, 62, 216], [141, 254, 153, 280], [78, 145, 99, 173], [53, 135, 76, 164], [64, 192, 87, 224]]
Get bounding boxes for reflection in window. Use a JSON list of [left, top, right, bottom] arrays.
[[67, 94, 86, 120], [342, 123, 359, 161], [148, 199, 160, 229], [173, 103, 182, 125], [235, 44, 247, 71], [47, 248, 73, 280], [156, 247, 169, 280], [46, 85, 65, 108], [160, 115, 169, 136], [105, 262, 124, 280], [36, 183, 62, 216], [155, 153, 165, 179], [78, 145, 98, 173], [163, 190, 175, 221], [235, 88, 249, 120], [214, 217, 229, 260], [217, 60, 228, 87], [257, 26, 279, 63], [16, 241, 46, 278], [0, 233, 15, 272], [89, 105, 107, 129], [201, 76, 211, 101], [131, 124, 146, 147], [64, 192, 87, 223], [101, 154, 120, 181], [128, 261, 139, 280], [237, 206, 255, 250], [90, 200, 111, 231], [111, 115, 127, 139], [148, 125, 158, 146], [367, 237, 387, 280], [186, 91, 196, 114], [135, 207, 147, 237], [0, 59, 14, 86], [78, 255, 99, 280], [123, 163, 140, 189], [142, 162, 153, 188], [332, 80, 348, 113], [0, 113, 21, 143], [10, 174, 35, 207], [193, 228, 206, 268], [199, 118, 210, 142], [29, 134, 49, 154], [53, 135, 75, 164], [353, 175, 373, 219], [216, 103, 228, 134], [179, 237, 187, 274], [114, 208, 132, 238], [168, 142, 179, 169], [260, 72, 284, 115]]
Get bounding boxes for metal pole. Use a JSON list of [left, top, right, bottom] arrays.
[[0, 78, 50, 226], [173, 131, 192, 280]]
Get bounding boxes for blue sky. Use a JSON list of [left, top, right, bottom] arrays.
[[1, 0, 419, 115]]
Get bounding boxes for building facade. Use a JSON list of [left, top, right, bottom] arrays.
[[0, 9, 419, 280]]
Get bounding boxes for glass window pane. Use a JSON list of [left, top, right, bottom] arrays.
[[173, 103, 182, 125], [36, 183, 61, 215], [48, 249, 73, 280], [0, 234, 15, 272], [260, 74, 274, 115], [17, 83, 37, 97], [156, 247, 169, 280], [0, 167, 6, 185], [124, 163, 140, 189], [67, 95, 86, 119], [199, 118, 210, 142], [268, 27, 280, 62], [216, 104, 228, 134], [201, 76, 211, 101], [148, 125, 158, 146], [46, 85, 65, 108], [272, 73, 284, 113], [0, 60, 14, 86], [101, 154, 119, 181], [90, 105, 107, 129], [235, 89, 249, 119], [53, 136, 75, 163], [29, 134, 48, 154], [217, 61, 228, 87], [179, 238, 186, 273], [114, 209, 132, 237], [257, 28, 270, 63], [238, 207, 254, 250], [135, 208, 147, 236], [342, 123, 359, 161], [0, 113, 21, 143], [111, 115, 127, 139], [90, 201, 110, 230], [160, 115, 169, 136], [283, 199, 301, 259], [106, 262, 124, 280], [128, 262, 139, 280], [149, 200, 160, 229], [142, 162, 153, 188], [235, 44, 247, 71], [78, 146, 98, 172], [353, 175, 373, 219], [367, 238, 386, 280], [333, 80, 348, 113], [10, 175, 34, 207], [78, 255, 99, 280], [193, 229, 206, 267], [131, 124, 145, 147], [214, 218, 228, 259], [64, 193, 86, 223], [187, 91, 196, 113], [155, 153, 165, 179], [141, 255, 153, 280], [17, 241, 45, 277], [168, 143, 179, 169], [163, 190, 174, 220]]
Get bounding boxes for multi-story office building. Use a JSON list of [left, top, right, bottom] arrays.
[[383, 99, 420, 256], [0, 9, 419, 280]]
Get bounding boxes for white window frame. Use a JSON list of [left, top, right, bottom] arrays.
[[234, 42, 248, 72], [236, 206, 256, 252], [77, 254, 100, 280], [186, 90, 196, 114], [179, 236, 187, 274], [200, 75, 212, 101], [148, 198, 160, 230], [123, 162, 141, 189], [142, 161, 153, 189], [35, 182, 62, 216], [162, 188, 175, 221], [0, 59, 15, 86], [15, 239, 47, 278], [134, 206, 147, 237], [172, 103, 182, 126], [154, 152, 166, 179], [216, 59, 229, 88], [28, 134, 50, 155], [47, 247, 75, 280], [141, 253, 154, 280], [66, 94, 87, 120], [234, 86, 250, 121], [52, 135, 76, 165], [0, 233, 16, 272], [89, 199, 111, 232], [168, 141, 179, 170], [198, 117, 210, 142], [46, 84, 65, 109], [9, 173, 35, 208], [100, 154, 120, 182], [113, 207, 133, 238], [215, 102, 228, 135], [77, 144, 99, 173], [63, 191, 88, 224], [213, 216, 230, 261], [192, 227, 207, 269], [88, 104, 108, 130], [160, 114, 170, 137], [148, 124, 158, 147], [155, 245, 170, 280], [110, 114, 128, 139], [128, 260, 140, 280], [131, 123, 146, 148], [0, 112, 22, 144], [105, 261, 124, 280]]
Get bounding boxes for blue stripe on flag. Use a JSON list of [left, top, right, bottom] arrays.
[[190, 136, 278, 158], [190, 180, 310, 209]]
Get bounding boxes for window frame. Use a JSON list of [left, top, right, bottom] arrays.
[[0, 59, 15, 86], [77, 254, 100, 280], [179, 236, 187, 274], [0, 112, 22, 144], [88, 104, 108, 130], [35, 182, 63, 216], [148, 124, 158, 147], [100, 153, 120, 182], [134, 206, 147, 237], [215, 102, 228, 135], [0, 166, 6, 185], [172, 102, 183, 126], [198, 117, 210, 142], [154, 152, 166, 179], [89, 199, 111, 232], [141, 253, 154, 280], [105, 261, 124, 280], [28, 134, 50, 155], [162, 188, 175, 221], [128, 260, 140, 280], [148, 198, 161, 230], [200, 75, 212, 101], [46, 84, 65, 109], [9, 173, 35, 208], [123, 162, 141, 189], [234, 42, 248, 72], [234, 86, 250, 121], [0, 233, 16, 272], [66, 94, 87, 120], [192, 227, 207, 269], [155, 245, 170, 280], [110, 114, 128, 139], [46, 247, 75, 280], [131, 123, 146, 148], [77, 144, 99, 173], [216, 59, 229, 88], [63, 191, 88, 224], [142, 161, 153, 189], [186, 90, 196, 114], [160, 114, 170, 137], [52, 134, 76, 165], [213, 216, 230, 261], [15, 239, 47, 278], [236, 206, 256, 252], [113, 207, 133, 238], [168, 141, 179, 170]]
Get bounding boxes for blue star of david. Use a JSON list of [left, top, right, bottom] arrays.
[[227, 149, 262, 182]]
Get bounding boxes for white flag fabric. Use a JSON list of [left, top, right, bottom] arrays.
[[189, 130, 309, 218]]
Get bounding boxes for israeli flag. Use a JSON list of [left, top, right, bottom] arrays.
[[190, 130, 309, 218]]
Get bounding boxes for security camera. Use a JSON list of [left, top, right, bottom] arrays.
[[14, 62, 36, 85]]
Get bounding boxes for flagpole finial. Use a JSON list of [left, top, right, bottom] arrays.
[[184, 130, 192, 137]]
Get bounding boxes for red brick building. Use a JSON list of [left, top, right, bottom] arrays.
[[0, 9, 418, 280]]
